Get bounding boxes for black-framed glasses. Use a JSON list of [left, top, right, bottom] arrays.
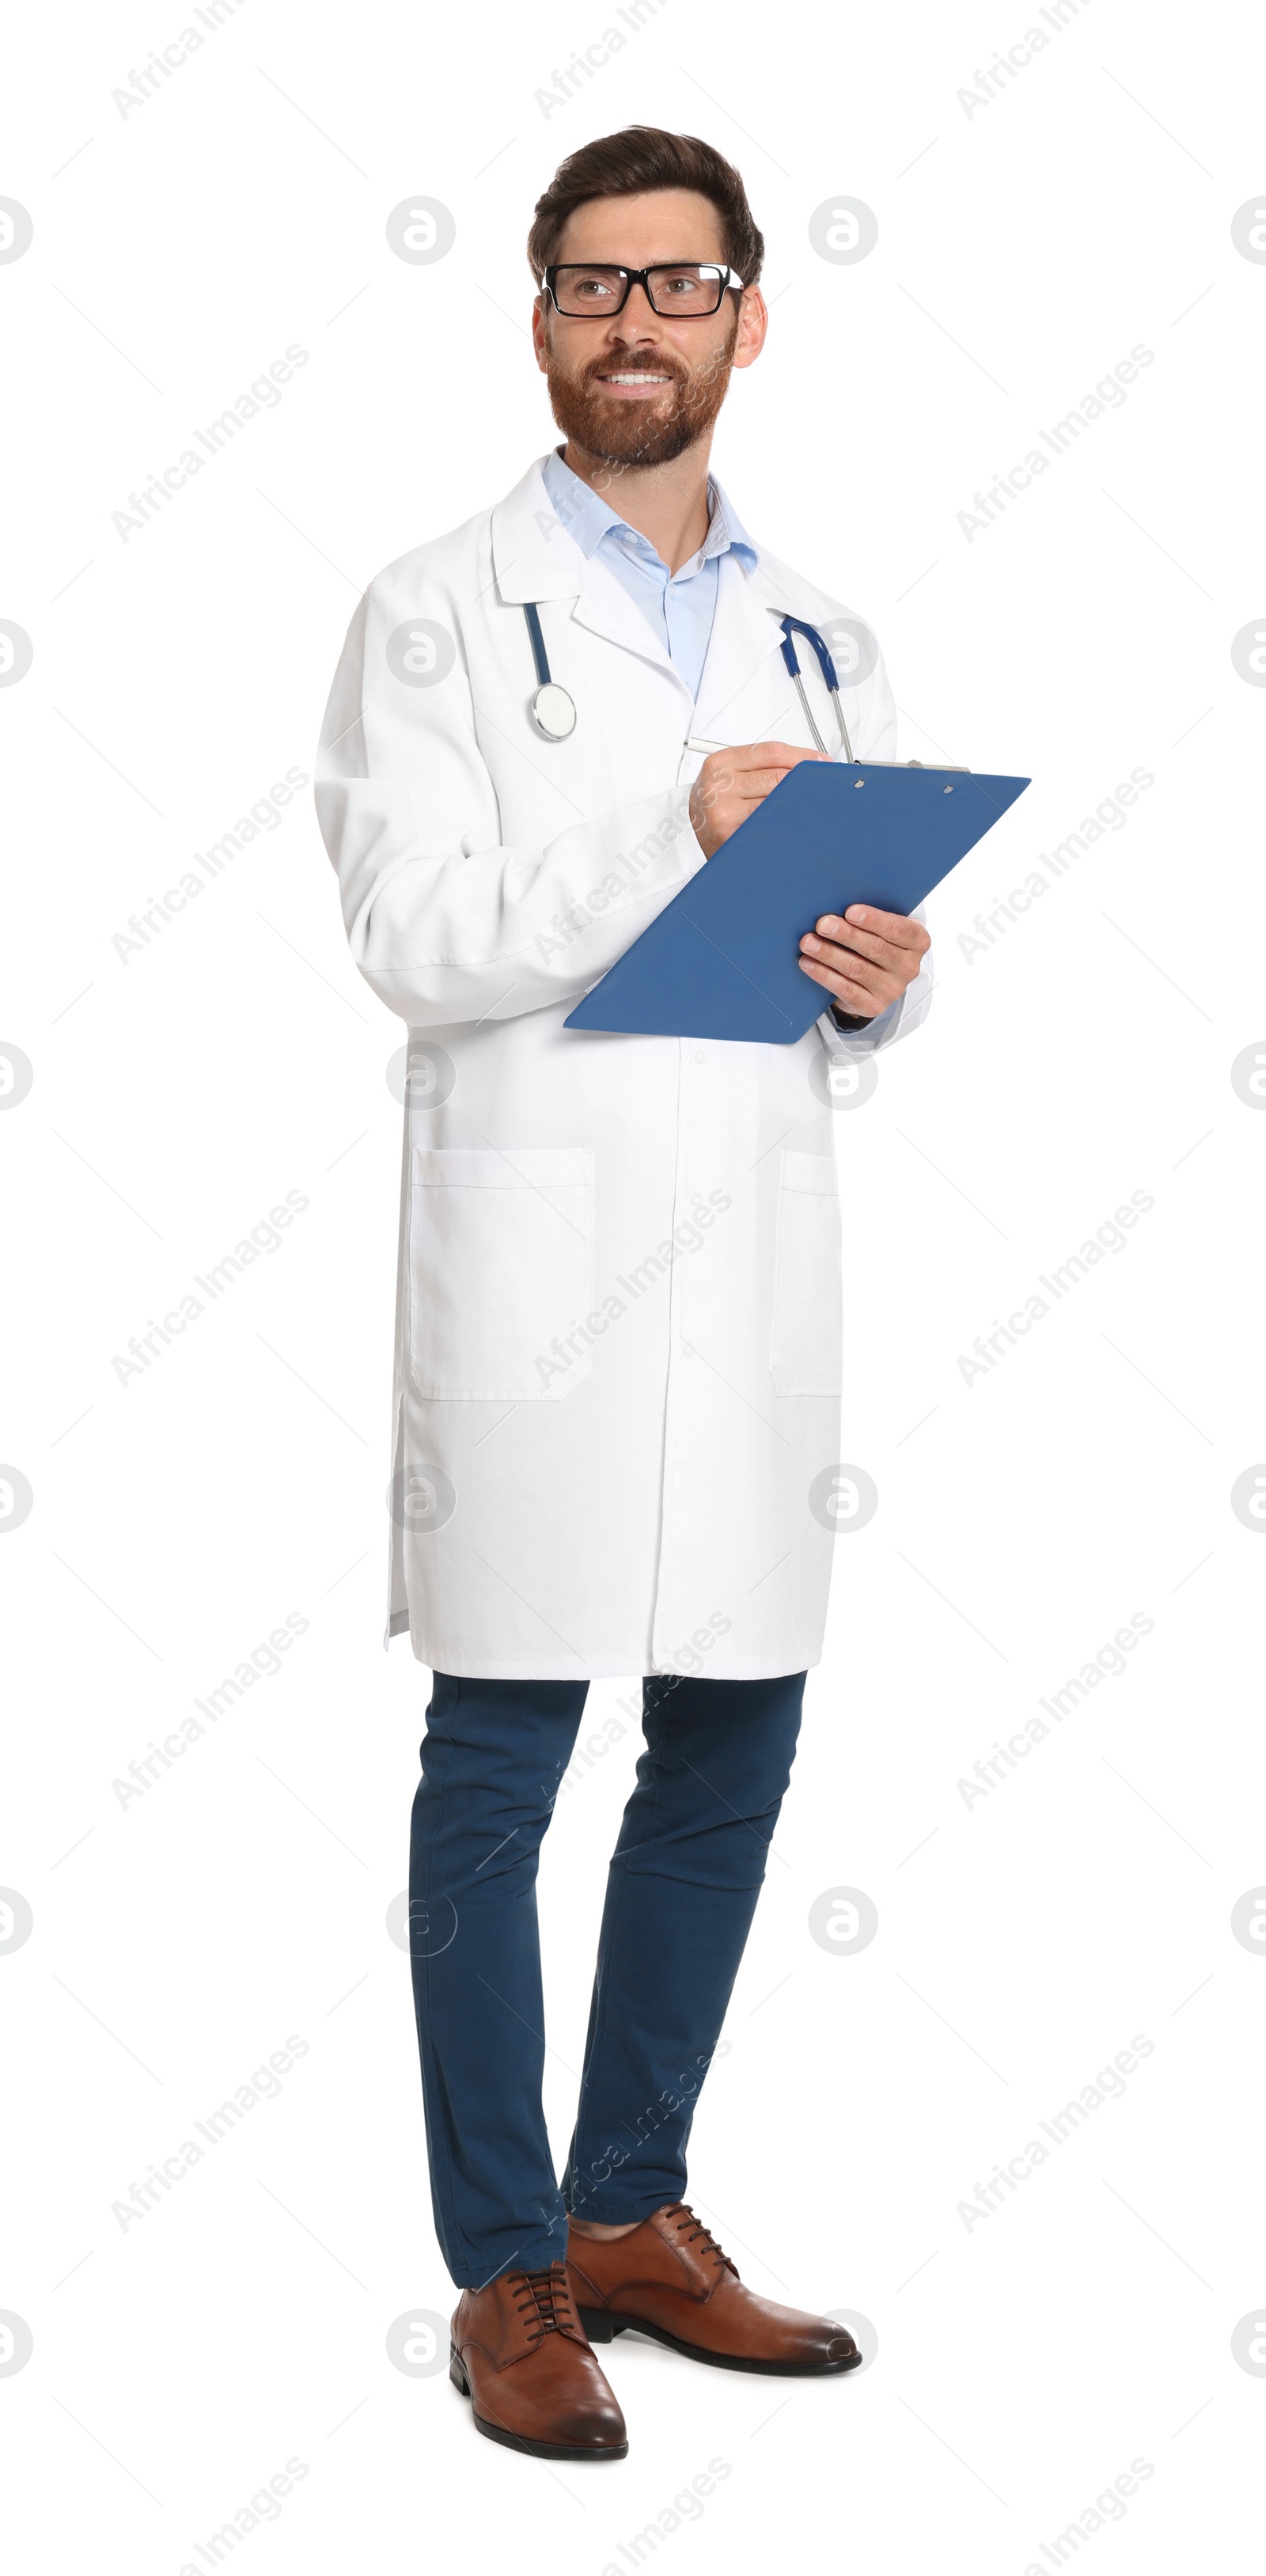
[[543, 262, 746, 318]]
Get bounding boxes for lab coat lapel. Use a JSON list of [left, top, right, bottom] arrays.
[[490, 457, 585, 603], [568, 555, 684, 690], [491, 453, 691, 709], [692, 555, 805, 749]]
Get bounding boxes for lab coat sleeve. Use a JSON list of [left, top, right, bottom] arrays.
[[313, 580, 707, 1028], [813, 639, 933, 1059]]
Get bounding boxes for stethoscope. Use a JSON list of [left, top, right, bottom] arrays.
[[771, 613, 855, 762], [523, 601, 578, 739], [521, 601, 854, 759]]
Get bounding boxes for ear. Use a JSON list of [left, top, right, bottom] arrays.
[[730, 288, 768, 374]]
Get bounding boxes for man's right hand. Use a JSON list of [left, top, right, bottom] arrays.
[[688, 742, 827, 861]]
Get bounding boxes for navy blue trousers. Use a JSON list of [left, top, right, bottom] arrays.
[[407, 1668, 805, 2287]]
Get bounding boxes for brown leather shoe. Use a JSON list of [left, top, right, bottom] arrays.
[[449, 2261, 628, 2458], [567, 2203, 861, 2377]]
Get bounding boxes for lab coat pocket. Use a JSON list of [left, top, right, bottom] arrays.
[[408, 1147, 594, 1400], [768, 1151, 843, 1398]]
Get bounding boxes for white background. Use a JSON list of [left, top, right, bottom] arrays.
[[2, 0, 1265, 2567]]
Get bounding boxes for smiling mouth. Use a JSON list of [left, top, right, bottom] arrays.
[[597, 370, 674, 386]]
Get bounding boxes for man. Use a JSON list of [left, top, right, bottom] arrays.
[[315, 125, 931, 2462]]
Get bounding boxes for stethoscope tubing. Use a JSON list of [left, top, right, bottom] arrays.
[[520, 601, 853, 760], [521, 601, 550, 689], [775, 615, 854, 762]]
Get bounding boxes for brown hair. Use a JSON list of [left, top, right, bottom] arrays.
[[527, 126, 764, 290]]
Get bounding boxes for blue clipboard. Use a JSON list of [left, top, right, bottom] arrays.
[[564, 759, 1030, 1043]]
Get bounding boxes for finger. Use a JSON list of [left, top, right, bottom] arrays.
[[703, 763, 805, 806], [798, 955, 884, 1011], [811, 918, 890, 966], [800, 940, 892, 1000], [699, 750, 795, 788], [735, 764, 808, 799], [810, 920, 915, 973], [722, 741, 828, 775], [836, 905, 931, 951]]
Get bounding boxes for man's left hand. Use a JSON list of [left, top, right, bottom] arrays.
[[798, 905, 931, 1020]]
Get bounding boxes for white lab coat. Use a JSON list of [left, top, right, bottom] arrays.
[[315, 456, 931, 1679]]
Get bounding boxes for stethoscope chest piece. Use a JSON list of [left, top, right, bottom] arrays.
[[521, 602, 577, 742], [531, 680, 578, 740]]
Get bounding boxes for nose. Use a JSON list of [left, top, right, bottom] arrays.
[[608, 278, 669, 338]]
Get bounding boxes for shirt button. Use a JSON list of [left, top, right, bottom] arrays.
[[680, 1339, 694, 1356], [693, 1049, 705, 1064]]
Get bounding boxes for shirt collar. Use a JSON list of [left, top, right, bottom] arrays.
[[540, 445, 757, 575]]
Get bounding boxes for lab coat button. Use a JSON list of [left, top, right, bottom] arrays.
[[680, 1339, 694, 1356], [693, 1049, 705, 1063]]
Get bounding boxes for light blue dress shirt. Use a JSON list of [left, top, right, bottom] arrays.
[[541, 446, 757, 703]]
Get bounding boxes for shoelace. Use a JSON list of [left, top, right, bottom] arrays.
[[510, 2261, 576, 2345], [665, 2202, 739, 2278]]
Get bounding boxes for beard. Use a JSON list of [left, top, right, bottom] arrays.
[[543, 313, 739, 471]]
